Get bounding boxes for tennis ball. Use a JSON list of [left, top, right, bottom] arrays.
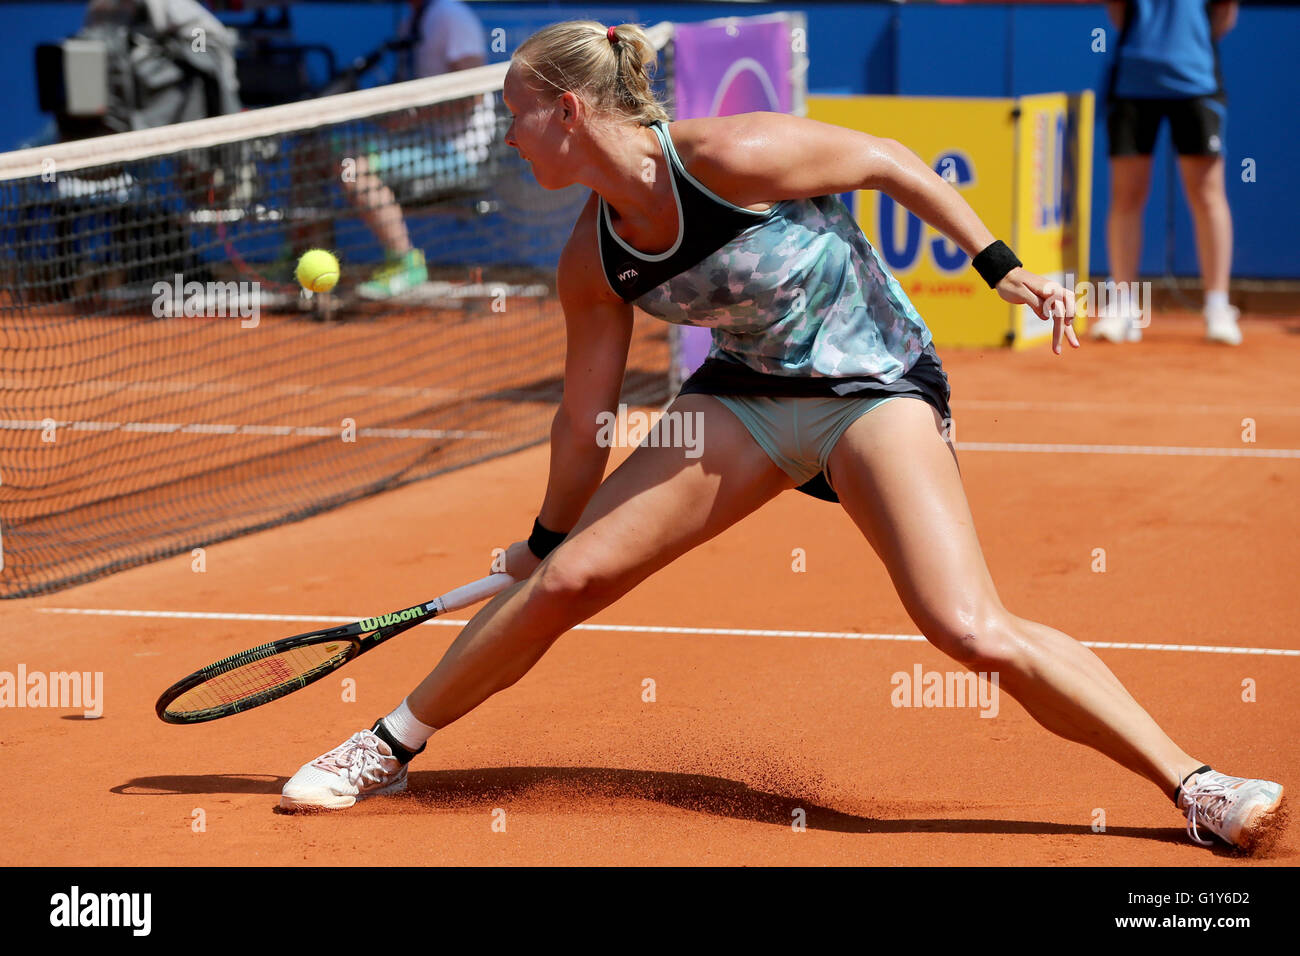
[[296, 249, 340, 293]]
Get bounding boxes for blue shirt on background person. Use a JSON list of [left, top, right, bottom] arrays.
[[1111, 0, 1226, 99]]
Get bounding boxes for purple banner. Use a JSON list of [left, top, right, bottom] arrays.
[[672, 18, 794, 120], [670, 18, 795, 381]]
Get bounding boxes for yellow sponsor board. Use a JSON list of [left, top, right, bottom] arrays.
[[808, 93, 1093, 349], [1013, 91, 1094, 348]]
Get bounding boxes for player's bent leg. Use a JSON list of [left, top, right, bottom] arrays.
[[824, 397, 1284, 850], [282, 395, 792, 810], [407, 393, 793, 727]]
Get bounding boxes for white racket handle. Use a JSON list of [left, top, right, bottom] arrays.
[[431, 572, 516, 614]]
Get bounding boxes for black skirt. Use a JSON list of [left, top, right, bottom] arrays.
[[676, 343, 953, 502]]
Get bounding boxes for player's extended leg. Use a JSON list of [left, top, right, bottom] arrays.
[[282, 394, 793, 808], [825, 397, 1284, 849]]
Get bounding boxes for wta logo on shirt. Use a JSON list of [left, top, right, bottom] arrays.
[[616, 263, 639, 284]]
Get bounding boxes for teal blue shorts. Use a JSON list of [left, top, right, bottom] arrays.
[[714, 394, 902, 492]]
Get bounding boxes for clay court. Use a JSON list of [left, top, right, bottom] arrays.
[[1, 309, 1295, 867]]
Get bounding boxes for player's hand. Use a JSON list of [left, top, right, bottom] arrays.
[[995, 267, 1079, 355], [498, 540, 543, 580]]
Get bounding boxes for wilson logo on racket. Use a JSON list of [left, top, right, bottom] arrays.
[[358, 607, 425, 631]]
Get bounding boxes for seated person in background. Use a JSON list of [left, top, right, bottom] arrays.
[[342, 0, 492, 300]]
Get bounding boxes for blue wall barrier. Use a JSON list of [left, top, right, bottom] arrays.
[[5, 2, 1296, 277]]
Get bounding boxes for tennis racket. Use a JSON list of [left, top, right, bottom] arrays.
[[155, 572, 515, 724]]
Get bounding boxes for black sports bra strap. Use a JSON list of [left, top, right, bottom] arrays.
[[597, 120, 771, 302]]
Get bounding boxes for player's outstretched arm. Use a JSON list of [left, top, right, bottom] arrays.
[[502, 195, 635, 579], [679, 112, 997, 256], [679, 112, 1078, 353]]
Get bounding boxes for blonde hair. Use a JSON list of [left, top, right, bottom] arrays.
[[513, 20, 670, 126]]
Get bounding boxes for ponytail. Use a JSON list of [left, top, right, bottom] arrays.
[[514, 20, 670, 126]]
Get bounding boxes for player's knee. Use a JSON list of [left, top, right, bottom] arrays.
[[530, 548, 625, 617], [918, 604, 1017, 666]]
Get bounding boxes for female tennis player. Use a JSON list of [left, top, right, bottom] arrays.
[[283, 21, 1284, 851]]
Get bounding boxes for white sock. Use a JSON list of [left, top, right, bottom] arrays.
[[1205, 290, 1230, 313], [382, 698, 437, 752]]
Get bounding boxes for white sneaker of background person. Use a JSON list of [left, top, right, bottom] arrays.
[[1088, 294, 1143, 343], [1204, 293, 1242, 346]]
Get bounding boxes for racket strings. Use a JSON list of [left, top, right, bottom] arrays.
[[164, 642, 352, 716]]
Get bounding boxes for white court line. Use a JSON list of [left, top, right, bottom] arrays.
[[954, 441, 1300, 459], [5, 384, 1293, 416], [1, 419, 1297, 457], [955, 399, 1300, 416], [36, 607, 1300, 657], [0, 378, 472, 402], [0, 420, 499, 440]]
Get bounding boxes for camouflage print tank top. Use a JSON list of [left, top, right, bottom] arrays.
[[596, 120, 935, 390]]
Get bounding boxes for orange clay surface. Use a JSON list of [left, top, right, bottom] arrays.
[[1, 312, 1297, 866]]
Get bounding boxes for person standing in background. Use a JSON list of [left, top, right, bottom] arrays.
[[1093, 0, 1241, 345], [344, 0, 489, 300]]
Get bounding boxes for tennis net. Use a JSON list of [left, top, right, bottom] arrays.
[[0, 27, 674, 598]]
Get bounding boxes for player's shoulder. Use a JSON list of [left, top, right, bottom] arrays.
[[670, 112, 800, 155], [559, 192, 622, 307], [667, 112, 825, 207], [669, 112, 811, 175]]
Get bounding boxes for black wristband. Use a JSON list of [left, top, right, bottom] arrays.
[[527, 517, 567, 560], [971, 239, 1022, 288]]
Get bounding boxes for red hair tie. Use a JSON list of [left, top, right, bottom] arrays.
[[606, 26, 618, 44]]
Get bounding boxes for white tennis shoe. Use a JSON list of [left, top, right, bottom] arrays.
[[1088, 306, 1142, 343], [1205, 303, 1243, 345], [1178, 770, 1285, 851], [280, 724, 411, 810]]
